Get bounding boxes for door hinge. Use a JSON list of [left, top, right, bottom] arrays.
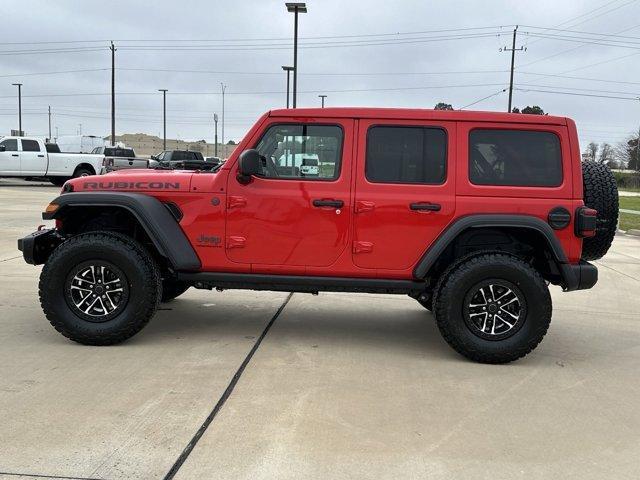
[[226, 236, 246, 249], [227, 196, 247, 209], [353, 241, 373, 254], [354, 200, 375, 214]]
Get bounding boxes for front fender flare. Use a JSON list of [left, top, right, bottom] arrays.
[[44, 192, 201, 271]]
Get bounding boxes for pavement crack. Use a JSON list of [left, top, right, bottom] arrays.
[[163, 292, 294, 480], [0, 471, 105, 480]]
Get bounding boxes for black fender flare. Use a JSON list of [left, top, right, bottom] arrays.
[[413, 214, 570, 281], [44, 192, 201, 271]]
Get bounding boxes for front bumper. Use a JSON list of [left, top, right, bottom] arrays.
[[17, 228, 62, 265], [561, 261, 598, 291]]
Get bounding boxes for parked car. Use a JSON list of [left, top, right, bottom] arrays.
[[90, 146, 148, 173], [0, 136, 102, 185], [204, 156, 223, 166], [150, 150, 204, 168], [56, 135, 106, 154], [18, 107, 618, 364]]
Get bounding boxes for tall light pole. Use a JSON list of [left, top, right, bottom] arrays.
[[319, 95, 327, 108], [110, 41, 116, 145], [220, 83, 226, 152], [48, 105, 52, 141], [11, 83, 22, 136], [286, 3, 307, 108], [214, 113, 219, 157], [281, 66, 294, 108], [158, 89, 168, 150]]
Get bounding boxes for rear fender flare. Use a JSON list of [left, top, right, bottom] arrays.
[[413, 214, 568, 279]]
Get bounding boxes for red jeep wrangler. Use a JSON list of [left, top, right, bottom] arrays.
[[18, 108, 618, 363]]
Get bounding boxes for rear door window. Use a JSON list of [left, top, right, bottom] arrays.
[[365, 126, 447, 184], [469, 129, 562, 187], [21, 139, 41, 152]]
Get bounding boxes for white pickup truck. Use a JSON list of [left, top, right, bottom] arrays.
[[0, 136, 103, 186]]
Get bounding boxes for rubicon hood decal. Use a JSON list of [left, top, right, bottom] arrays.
[[83, 181, 181, 190]]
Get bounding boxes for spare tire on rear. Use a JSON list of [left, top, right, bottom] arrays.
[[581, 162, 619, 261]]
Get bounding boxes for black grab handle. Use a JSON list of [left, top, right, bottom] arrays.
[[313, 199, 344, 208], [410, 202, 441, 212]]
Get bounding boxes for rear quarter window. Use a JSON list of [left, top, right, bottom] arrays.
[[469, 129, 562, 187]]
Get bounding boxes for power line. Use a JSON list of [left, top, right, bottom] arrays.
[[514, 87, 639, 101], [459, 89, 507, 109]]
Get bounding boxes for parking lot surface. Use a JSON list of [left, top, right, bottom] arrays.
[[1, 178, 639, 480]]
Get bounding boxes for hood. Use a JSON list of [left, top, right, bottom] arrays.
[[66, 169, 194, 192]]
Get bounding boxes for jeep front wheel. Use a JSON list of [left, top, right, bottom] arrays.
[[39, 232, 161, 345], [433, 253, 551, 364]]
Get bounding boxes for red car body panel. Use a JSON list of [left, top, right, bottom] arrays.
[[66, 107, 585, 277]]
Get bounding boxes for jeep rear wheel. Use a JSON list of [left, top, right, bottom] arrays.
[[433, 253, 551, 364], [581, 162, 618, 260], [39, 232, 161, 345]]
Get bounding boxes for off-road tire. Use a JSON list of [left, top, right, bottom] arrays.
[[39, 232, 161, 345], [433, 253, 551, 364], [161, 279, 190, 302], [581, 162, 618, 261]]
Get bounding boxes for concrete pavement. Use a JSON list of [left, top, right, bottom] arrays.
[[1, 178, 639, 479]]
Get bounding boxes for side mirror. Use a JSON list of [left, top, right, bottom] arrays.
[[237, 149, 262, 184], [150, 155, 157, 160], [0, 145, 5, 152]]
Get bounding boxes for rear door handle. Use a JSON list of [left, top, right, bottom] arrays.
[[11, 154, 18, 157], [313, 199, 344, 208], [410, 202, 441, 212]]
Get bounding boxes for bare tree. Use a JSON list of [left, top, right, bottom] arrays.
[[598, 143, 613, 164], [584, 142, 599, 162]]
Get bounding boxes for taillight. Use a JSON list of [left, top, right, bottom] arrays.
[[102, 157, 114, 166], [575, 207, 597, 238]]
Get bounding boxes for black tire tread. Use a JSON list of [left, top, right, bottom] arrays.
[[433, 253, 551, 364], [39, 231, 161, 345], [581, 162, 618, 261]]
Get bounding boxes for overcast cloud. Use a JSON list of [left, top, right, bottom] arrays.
[[0, 0, 638, 150]]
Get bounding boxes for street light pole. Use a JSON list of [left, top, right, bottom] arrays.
[[319, 95, 327, 107], [11, 83, 22, 135], [158, 89, 168, 150], [286, 3, 307, 108], [282, 66, 293, 108], [214, 113, 219, 157], [48, 105, 52, 141]]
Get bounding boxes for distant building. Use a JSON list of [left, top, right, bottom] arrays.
[[104, 133, 236, 158]]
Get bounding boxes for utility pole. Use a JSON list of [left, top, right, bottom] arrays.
[[48, 105, 52, 141], [214, 113, 218, 157], [286, 3, 307, 108], [11, 83, 22, 135], [110, 41, 116, 145], [78, 123, 82, 135], [158, 89, 168, 150], [221, 83, 226, 152], [319, 95, 327, 107], [501, 25, 525, 113]]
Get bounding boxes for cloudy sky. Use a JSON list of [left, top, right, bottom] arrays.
[[1, 0, 638, 151]]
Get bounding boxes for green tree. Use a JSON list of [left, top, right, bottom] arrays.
[[434, 102, 454, 110], [512, 105, 545, 115]]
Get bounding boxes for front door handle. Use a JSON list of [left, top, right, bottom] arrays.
[[11, 154, 18, 157], [37, 154, 45, 158], [313, 199, 344, 208], [410, 202, 441, 212]]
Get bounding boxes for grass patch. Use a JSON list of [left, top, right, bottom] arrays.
[[619, 212, 640, 232], [619, 197, 640, 211]]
